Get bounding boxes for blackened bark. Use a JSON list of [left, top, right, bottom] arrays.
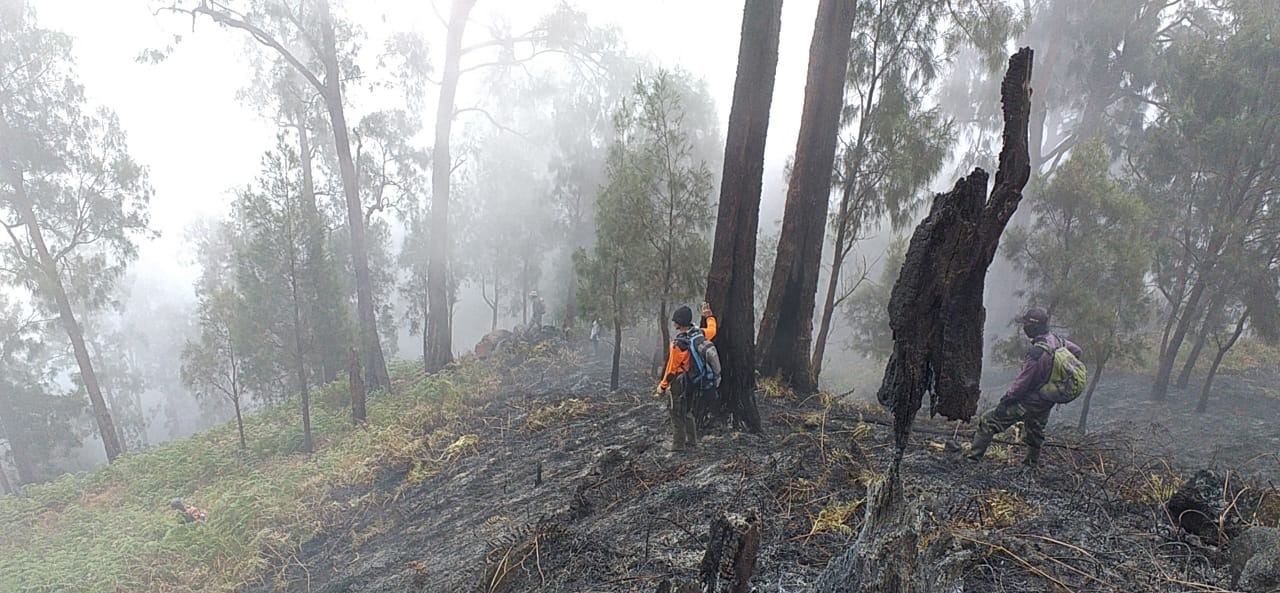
[[1152, 271, 1208, 402], [425, 0, 477, 373], [876, 48, 1034, 452], [6, 168, 123, 463], [350, 347, 367, 425], [1077, 359, 1106, 433], [703, 0, 783, 433], [757, 0, 857, 393], [317, 0, 390, 391], [1196, 309, 1248, 413], [1177, 296, 1220, 389], [698, 510, 761, 593]]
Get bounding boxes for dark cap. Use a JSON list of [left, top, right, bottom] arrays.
[[1018, 307, 1049, 325], [672, 305, 693, 327]]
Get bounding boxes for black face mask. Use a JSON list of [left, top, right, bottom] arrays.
[[1024, 323, 1046, 339]]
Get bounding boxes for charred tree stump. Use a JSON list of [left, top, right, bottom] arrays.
[[697, 510, 761, 593], [876, 48, 1034, 452], [350, 347, 367, 426]]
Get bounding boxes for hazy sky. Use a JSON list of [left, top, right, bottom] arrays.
[[35, 0, 819, 302]]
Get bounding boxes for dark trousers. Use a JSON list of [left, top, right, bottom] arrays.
[[969, 399, 1053, 463], [668, 375, 703, 448]]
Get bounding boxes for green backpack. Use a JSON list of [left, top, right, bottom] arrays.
[[1035, 338, 1088, 404]]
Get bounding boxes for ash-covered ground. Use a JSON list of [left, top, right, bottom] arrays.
[[243, 338, 1280, 593]]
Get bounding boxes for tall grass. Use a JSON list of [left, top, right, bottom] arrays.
[[0, 359, 500, 593]]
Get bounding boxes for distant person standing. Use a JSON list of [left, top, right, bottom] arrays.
[[967, 308, 1086, 467], [529, 291, 546, 329], [590, 318, 602, 355]]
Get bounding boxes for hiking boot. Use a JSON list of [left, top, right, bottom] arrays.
[[966, 432, 992, 461]]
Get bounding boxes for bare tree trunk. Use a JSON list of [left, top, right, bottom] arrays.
[[1152, 267, 1213, 400], [611, 267, 623, 391], [426, 0, 477, 372], [1196, 309, 1248, 414], [0, 390, 34, 486], [287, 232, 314, 454], [1077, 358, 1107, 433], [703, 0, 783, 433], [812, 180, 859, 385], [350, 347, 367, 425], [757, 0, 857, 393], [6, 169, 123, 463], [1177, 296, 1220, 389], [318, 1, 390, 391], [295, 106, 343, 384], [0, 462, 12, 495], [877, 49, 1034, 452], [233, 394, 246, 451]]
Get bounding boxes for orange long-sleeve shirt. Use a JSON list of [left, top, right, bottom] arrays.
[[659, 316, 717, 390]]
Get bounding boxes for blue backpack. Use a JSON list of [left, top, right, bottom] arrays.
[[681, 328, 721, 391]]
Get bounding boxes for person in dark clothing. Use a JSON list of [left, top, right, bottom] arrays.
[[967, 307, 1083, 466], [654, 302, 716, 452]]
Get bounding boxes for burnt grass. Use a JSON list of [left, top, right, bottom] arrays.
[[242, 342, 1280, 593]]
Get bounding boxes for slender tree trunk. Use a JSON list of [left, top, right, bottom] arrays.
[[287, 233, 314, 454], [811, 180, 859, 384], [1152, 266, 1214, 400], [611, 267, 623, 391], [491, 283, 499, 331], [318, 1, 390, 391], [426, 0, 477, 372], [350, 347, 367, 425], [295, 107, 341, 384], [1196, 310, 1248, 413], [0, 461, 12, 495], [703, 0, 783, 432], [0, 391, 34, 486], [6, 169, 123, 463], [1077, 358, 1107, 433], [233, 395, 246, 451], [757, 0, 856, 393], [1177, 295, 1221, 389]]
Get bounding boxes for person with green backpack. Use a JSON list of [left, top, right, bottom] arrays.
[[967, 307, 1086, 467]]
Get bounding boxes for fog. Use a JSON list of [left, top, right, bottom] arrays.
[[3, 0, 1278, 494]]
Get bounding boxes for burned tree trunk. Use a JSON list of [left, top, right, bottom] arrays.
[[697, 510, 761, 593], [756, 0, 857, 393], [876, 48, 1034, 452], [703, 0, 783, 432]]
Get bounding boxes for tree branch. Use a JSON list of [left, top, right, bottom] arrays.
[[163, 2, 328, 97]]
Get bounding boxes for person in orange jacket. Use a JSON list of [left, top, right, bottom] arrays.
[[654, 301, 716, 451]]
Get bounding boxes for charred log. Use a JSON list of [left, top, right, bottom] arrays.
[[697, 510, 761, 593], [876, 48, 1034, 452]]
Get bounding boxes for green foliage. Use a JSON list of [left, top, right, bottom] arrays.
[[844, 237, 908, 360], [1003, 140, 1152, 370], [576, 68, 718, 331], [1134, 0, 1280, 368], [0, 360, 496, 593]]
